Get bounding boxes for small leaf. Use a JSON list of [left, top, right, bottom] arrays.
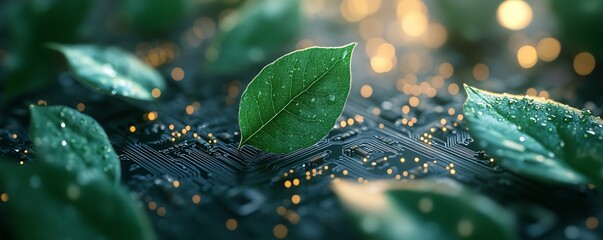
[[332, 179, 516, 240], [463, 85, 603, 186], [205, 0, 302, 74], [238, 43, 356, 153], [29, 105, 120, 184], [50, 44, 165, 101], [0, 160, 155, 240]]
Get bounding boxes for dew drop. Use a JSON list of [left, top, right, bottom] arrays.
[[310, 98, 315, 103], [519, 136, 525, 142], [61, 140, 67, 146], [328, 95, 336, 101], [60, 122, 66, 128]]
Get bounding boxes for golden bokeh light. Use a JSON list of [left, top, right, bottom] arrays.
[[438, 62, 454, 78], [192, 194, 201, 204], [151, 88, 161, 98], [273, 224, 288, 239], [291, 194, 301, 204], [496, 0, 533, 30], [370, 56, 394, 73], [574, 52, 596, 76], [340, 0, 380, 22], [536, 37, 561, 62], [401, 12, 428, 37], [422, 23, 448, 48], [472, 63, 489, 81], [226, 218, 238, 231], [360, 85, 373, 98], [517, 45, 538, 69], [171, 67, 185, 81]]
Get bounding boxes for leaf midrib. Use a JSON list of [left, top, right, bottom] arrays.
[[240, 58, 342, 148]]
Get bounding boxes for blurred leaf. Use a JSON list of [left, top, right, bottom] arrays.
[[332, 179, 516, 240], [551, 0, 603, 56], [121, 0, 187, 34], [434, 0, 500, 42], [0, 160, 155, 240], [50, 44, 166, 101], [205, 0, 302, 75], [463, 85, 603, 186], [238, 43, 355, 153], [29, 105, 121, 184], [2, 0, 92, 103]]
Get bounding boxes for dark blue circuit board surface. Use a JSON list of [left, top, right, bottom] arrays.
[[1, 76, 601, 240]]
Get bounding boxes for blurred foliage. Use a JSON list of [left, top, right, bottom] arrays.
[[551, 0, 603, 56], [204, 0, 302, 75], [50, 44, 166, 101], [120, 0, 188, 34], [2, 0, 92, 103], [434, 0, 501, 43], [333, 179, 517, 240], [0, 159, 155, 240]]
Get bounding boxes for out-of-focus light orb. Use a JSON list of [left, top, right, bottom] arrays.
[[370, 56, 394, 73], [422, 23, 448, 48], [496, 0, 533, 30], [536, 37, 561, 62], [401, 12, 428, 37], [360, 85, 374, 98], [472, 63, 489, 81], [574, 52, 596, 76], [517, 45, 538, 68], [376, 43, 396, 59], [340, 0, 381, 22]]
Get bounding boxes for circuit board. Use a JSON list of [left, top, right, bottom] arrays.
[[1, 72, 601, 240]]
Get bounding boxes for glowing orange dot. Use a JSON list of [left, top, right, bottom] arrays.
[[151, 88, 161, 98], [574, 52, 595, 76], [171, 67, 185, 81], [360, 85, 373, 98]]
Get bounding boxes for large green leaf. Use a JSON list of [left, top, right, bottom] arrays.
[[463, 85, 603, 186], [238, 43, 356, 153], [50, 44, 166, 101], [29, 105, 120, 184], [0, 160, 155, 240], [205, 0, 302, 75], [332, 179, 516, 240]]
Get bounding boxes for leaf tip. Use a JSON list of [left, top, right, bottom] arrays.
[[45, 42, 65, 52], [463, 84, 483, 99]]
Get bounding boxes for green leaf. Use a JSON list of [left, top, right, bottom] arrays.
[[332, 179, 516, 240], [0, 160, 155, 240], [50, 44, 166, 101], [29, 105, 120, 184], [238, 43, 356, 153], [205, 0, 302, 74], [463, 85, 603, 186]]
